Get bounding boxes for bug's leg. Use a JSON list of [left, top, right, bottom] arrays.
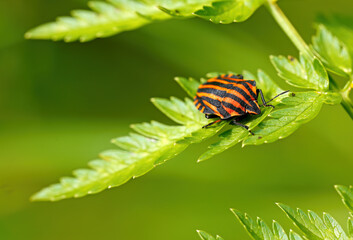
[[205, 114, 219, 119], [230, 119, 254, 135], [258, 89, 290, 108], [202, 119, 222, 128], [257, 89, 274, 108]]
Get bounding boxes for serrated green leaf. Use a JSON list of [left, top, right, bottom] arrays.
[[194, 0, 265, 24], [323, 213, 348, 240], [335, 185, 353, 212], [242, 70, 283, 100], [26, 0, 266, 42], [31, 78, 227, 201], [175, 76, 200, 98], [312, 24, 352, 77], [242, 70, 257, 81], [243, 92, 325, 146], [197, 230, 221, 240], [307, 211, 328, 236], [277, 203, 324, 240], [288, 231, 304, 240], [260, 219, 275, 240], [273, 221, 289, 240], [231, 209, 296, 240], [231, 209, 264, 240], [277, 204, 351, 240], [152, 97, 205, 125], [25, 0, 216, 42], [198, 106, 272, 162], [317, 15, 353, 59], [271, 53, 329, 91], [257, 69, 284, 99]]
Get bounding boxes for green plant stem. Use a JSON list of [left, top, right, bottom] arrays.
[[265, 0, 353, 120], [339, 75, 353, 118]]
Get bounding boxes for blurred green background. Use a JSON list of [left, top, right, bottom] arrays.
[[1, 0, 353, 239]]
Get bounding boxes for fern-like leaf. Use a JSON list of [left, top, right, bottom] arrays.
[[242, 91, 336, 146], [312, 24, 352, 77], [25, 0, 265, 42], [317, 15, 353, 59], [193, 0, 265, 24], [197, 230, 224, 240], [277, 203, 350, 240], [25, 0, 212, 42], [31, 78, 226, 201], [231, 208, 303, 240], [201, 185, 353, 240], [335, 185, 353, 213], [270, 53, 329, 91]]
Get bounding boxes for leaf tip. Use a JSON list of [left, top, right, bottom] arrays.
[[275, 202, 284, 208], [230, 208, 240, 216], [24, 31, 33, 39]]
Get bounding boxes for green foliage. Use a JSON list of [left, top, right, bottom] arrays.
[[243, 91, 335, 146], [278, 203, 350, 240], [199, 54, 340, 161], [200, 185, 353, 240], [32, 48, 342, 200], [198, 104, 273, 162], [335, 185, 353, 213], [28, 0, 349, 200], [312, 25, 352, 77], [196, 70, 280, 161], [174, 76, 200, 98], [243, 70, 283, 99], [317, 15, 353, 60], [25, 0, 210, 42], [270, 53, 329, 91], [197, 230, 224, 240], [25, 0, 266, 42], [198, 209, 304, 240], [231, 208, 299, 240], [31, 77, 227, 201], [193, 0, 265, 24]]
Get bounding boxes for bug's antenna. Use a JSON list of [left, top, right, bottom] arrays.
[[266, 90, 290, 104]]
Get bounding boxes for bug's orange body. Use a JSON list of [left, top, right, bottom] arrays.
[[194, 73, 289, 132], [194, 74, 261, 119]]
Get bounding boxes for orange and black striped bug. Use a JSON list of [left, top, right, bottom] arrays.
[[194, 73, 289, 135]]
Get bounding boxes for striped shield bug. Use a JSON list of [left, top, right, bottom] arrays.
[[194, 74, 289, 134]]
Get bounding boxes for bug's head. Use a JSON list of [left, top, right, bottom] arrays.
[[246, 101, 261, 115]]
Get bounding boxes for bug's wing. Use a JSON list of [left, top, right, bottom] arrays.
[[195, 80, 230, 118], [224, 81, 261, 115], [194, 95, 216, 115]]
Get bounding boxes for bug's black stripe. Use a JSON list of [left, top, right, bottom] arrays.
[[217, 105, 231, 119], [200, 82, 255, 101], [201, 102, 214, 114], [194, 96, 217, 114], [222, 102, 245, 115], [197, 87, 226, 97], [216, 77, 256, 86], [197, 87, 252, 109], [200, 81, 235, 89], [198, 96, 222, 107], [240, 82, 257, 99], [198, 96, 230, 118], [200, 83, 255, 103]]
